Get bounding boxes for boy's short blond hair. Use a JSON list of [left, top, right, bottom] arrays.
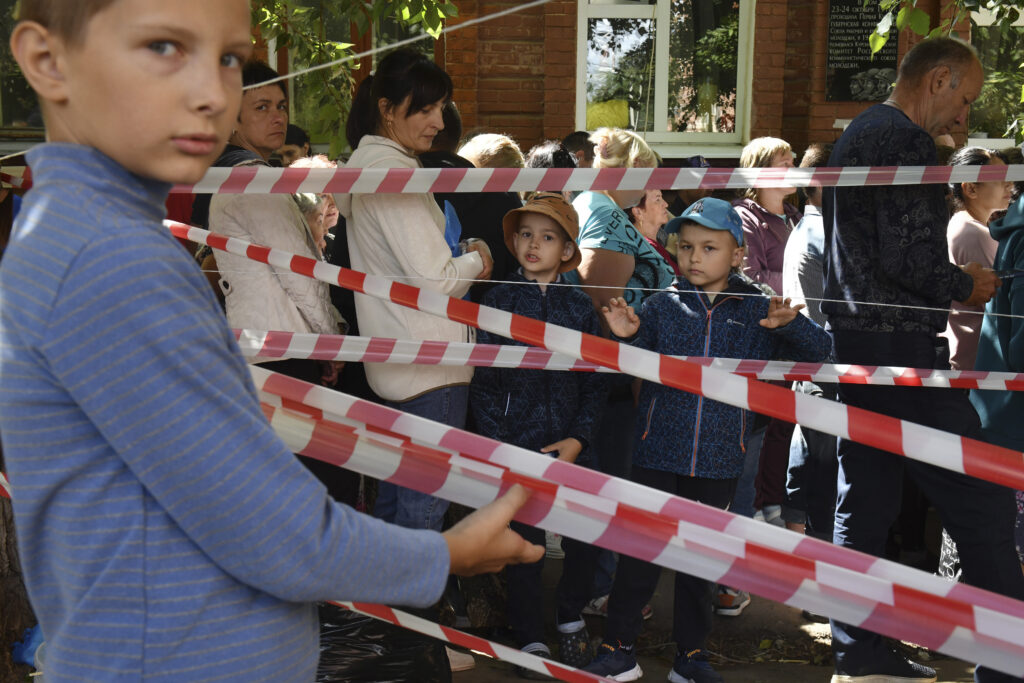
[[15, 0, 118, 45], [458, 133, 525, 169], [589, 128, 658, 170], [739, 136, 793, 200]]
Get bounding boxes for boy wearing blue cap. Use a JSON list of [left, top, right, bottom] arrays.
[[584, 198, 832, 683]]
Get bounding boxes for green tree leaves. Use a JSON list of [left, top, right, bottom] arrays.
[[251, 1, 457, 157]]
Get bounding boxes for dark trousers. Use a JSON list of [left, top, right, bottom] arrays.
[[830, 331, 1024, 682], [257, 359, 361, 507], [604, 467, 737, 652], [754, 416, 796, 509], [505, 522, 602, 647], [785, 381, 839, 539]]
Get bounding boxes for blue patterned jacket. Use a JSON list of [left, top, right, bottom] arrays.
[[822, 104, 974, 334], [619, 275, 832, 479], [471, 272, 608, 465]]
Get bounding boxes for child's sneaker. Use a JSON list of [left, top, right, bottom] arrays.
[[668, 649, 723, 683], [582, 642, 643, 681], [582, 593, 608, 616], [714, 586, 751, 616], [556, 622, 592, 669], [582, 594, 653, 620], [515, 642, 554, 680], [544, 531, 565, 559], [830, 651, 936, 682], [445, 645, 475, 672]]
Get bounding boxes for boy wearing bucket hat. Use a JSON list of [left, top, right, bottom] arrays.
[[471, 193, 609, 673], [584, 198, 832, 683]]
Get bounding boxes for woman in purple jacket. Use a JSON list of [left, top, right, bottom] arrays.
[[732, 137, 802, 295]]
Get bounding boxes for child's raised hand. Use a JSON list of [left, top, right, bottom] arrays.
[[541, 437, 583, 463], [600, 297, 640, 338], [759, 296, 805, 329]]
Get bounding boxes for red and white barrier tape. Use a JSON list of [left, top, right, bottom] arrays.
[[254, 380, 1024, 677], [170, 220, 1024, 492], [329, 601, 611, 682], [0, 171, 25, 189], [235, 328, 1024, 392], [169, 163, 1024, 195]]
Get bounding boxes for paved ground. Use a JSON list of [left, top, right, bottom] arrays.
[[452, 559, 976, 682]]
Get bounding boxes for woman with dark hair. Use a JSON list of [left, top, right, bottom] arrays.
[[525, 140, 578, 170], [941, 146, 1013, 371], [524, 140, 578, 205], [339, 49, 492, 530]]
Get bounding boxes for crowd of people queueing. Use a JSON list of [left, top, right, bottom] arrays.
[[1, 4, 1023, 681]]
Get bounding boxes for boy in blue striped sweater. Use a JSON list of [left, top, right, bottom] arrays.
[[0, 2, 540, 681]]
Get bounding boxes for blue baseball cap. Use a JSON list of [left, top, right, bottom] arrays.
[[664, 197, 745, 247]]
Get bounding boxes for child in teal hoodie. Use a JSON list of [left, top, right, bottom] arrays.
[[969, 193, 1024, 570]]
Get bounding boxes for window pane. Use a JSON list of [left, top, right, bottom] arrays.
[[585, 17, 656, 131], [1, 0, 41, 130], [667, 0, 738, 133]]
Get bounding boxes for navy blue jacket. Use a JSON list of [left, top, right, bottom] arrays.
[[823, 104, 973, 334], [471, 272, 608, 466], [620, 275, 832, 479]]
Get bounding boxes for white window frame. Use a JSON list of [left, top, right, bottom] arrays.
[[575, 0, 755, 157]]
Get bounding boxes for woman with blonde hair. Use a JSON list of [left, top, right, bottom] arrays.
[[733, 136, 801, 295], [568, 127, 673, 312]]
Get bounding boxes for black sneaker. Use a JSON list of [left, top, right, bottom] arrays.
[[668, 649, 723, 683], [557, 625, 592, 669], [582, 641, 642, 682], [831, 655, 937, 683]]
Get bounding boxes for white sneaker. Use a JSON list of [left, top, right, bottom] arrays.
[[545, 530, 565, 559], [582, 594, 609, 616], [446, 646, 475, 672]]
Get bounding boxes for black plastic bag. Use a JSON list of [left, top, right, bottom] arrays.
[[316, 603, 452, 683]]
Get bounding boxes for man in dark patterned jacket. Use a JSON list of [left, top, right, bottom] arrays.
[[823, 37, 1024, 683]]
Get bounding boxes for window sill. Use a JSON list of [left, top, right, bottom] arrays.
[[650, 142, 746, 162]]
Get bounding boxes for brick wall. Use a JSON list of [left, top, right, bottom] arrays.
[[780, 0, 968, 157], [440, 0, 968, 160], [442, 1, 576, 153], [750, 0, 790, 138]]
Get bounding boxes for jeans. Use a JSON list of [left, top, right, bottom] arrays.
[[829, 331, 1024, 683], [604, 467, 737, 652], [731, 425, 765, 518], [784, 382, 838, 539], [375, 385, 468, 532]]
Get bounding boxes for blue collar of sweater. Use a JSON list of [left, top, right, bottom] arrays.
[[509, 268, 568, 289], [26, 143, 172, 225]]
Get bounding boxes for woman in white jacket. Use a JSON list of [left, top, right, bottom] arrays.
[[340, 49, 492, 535]]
